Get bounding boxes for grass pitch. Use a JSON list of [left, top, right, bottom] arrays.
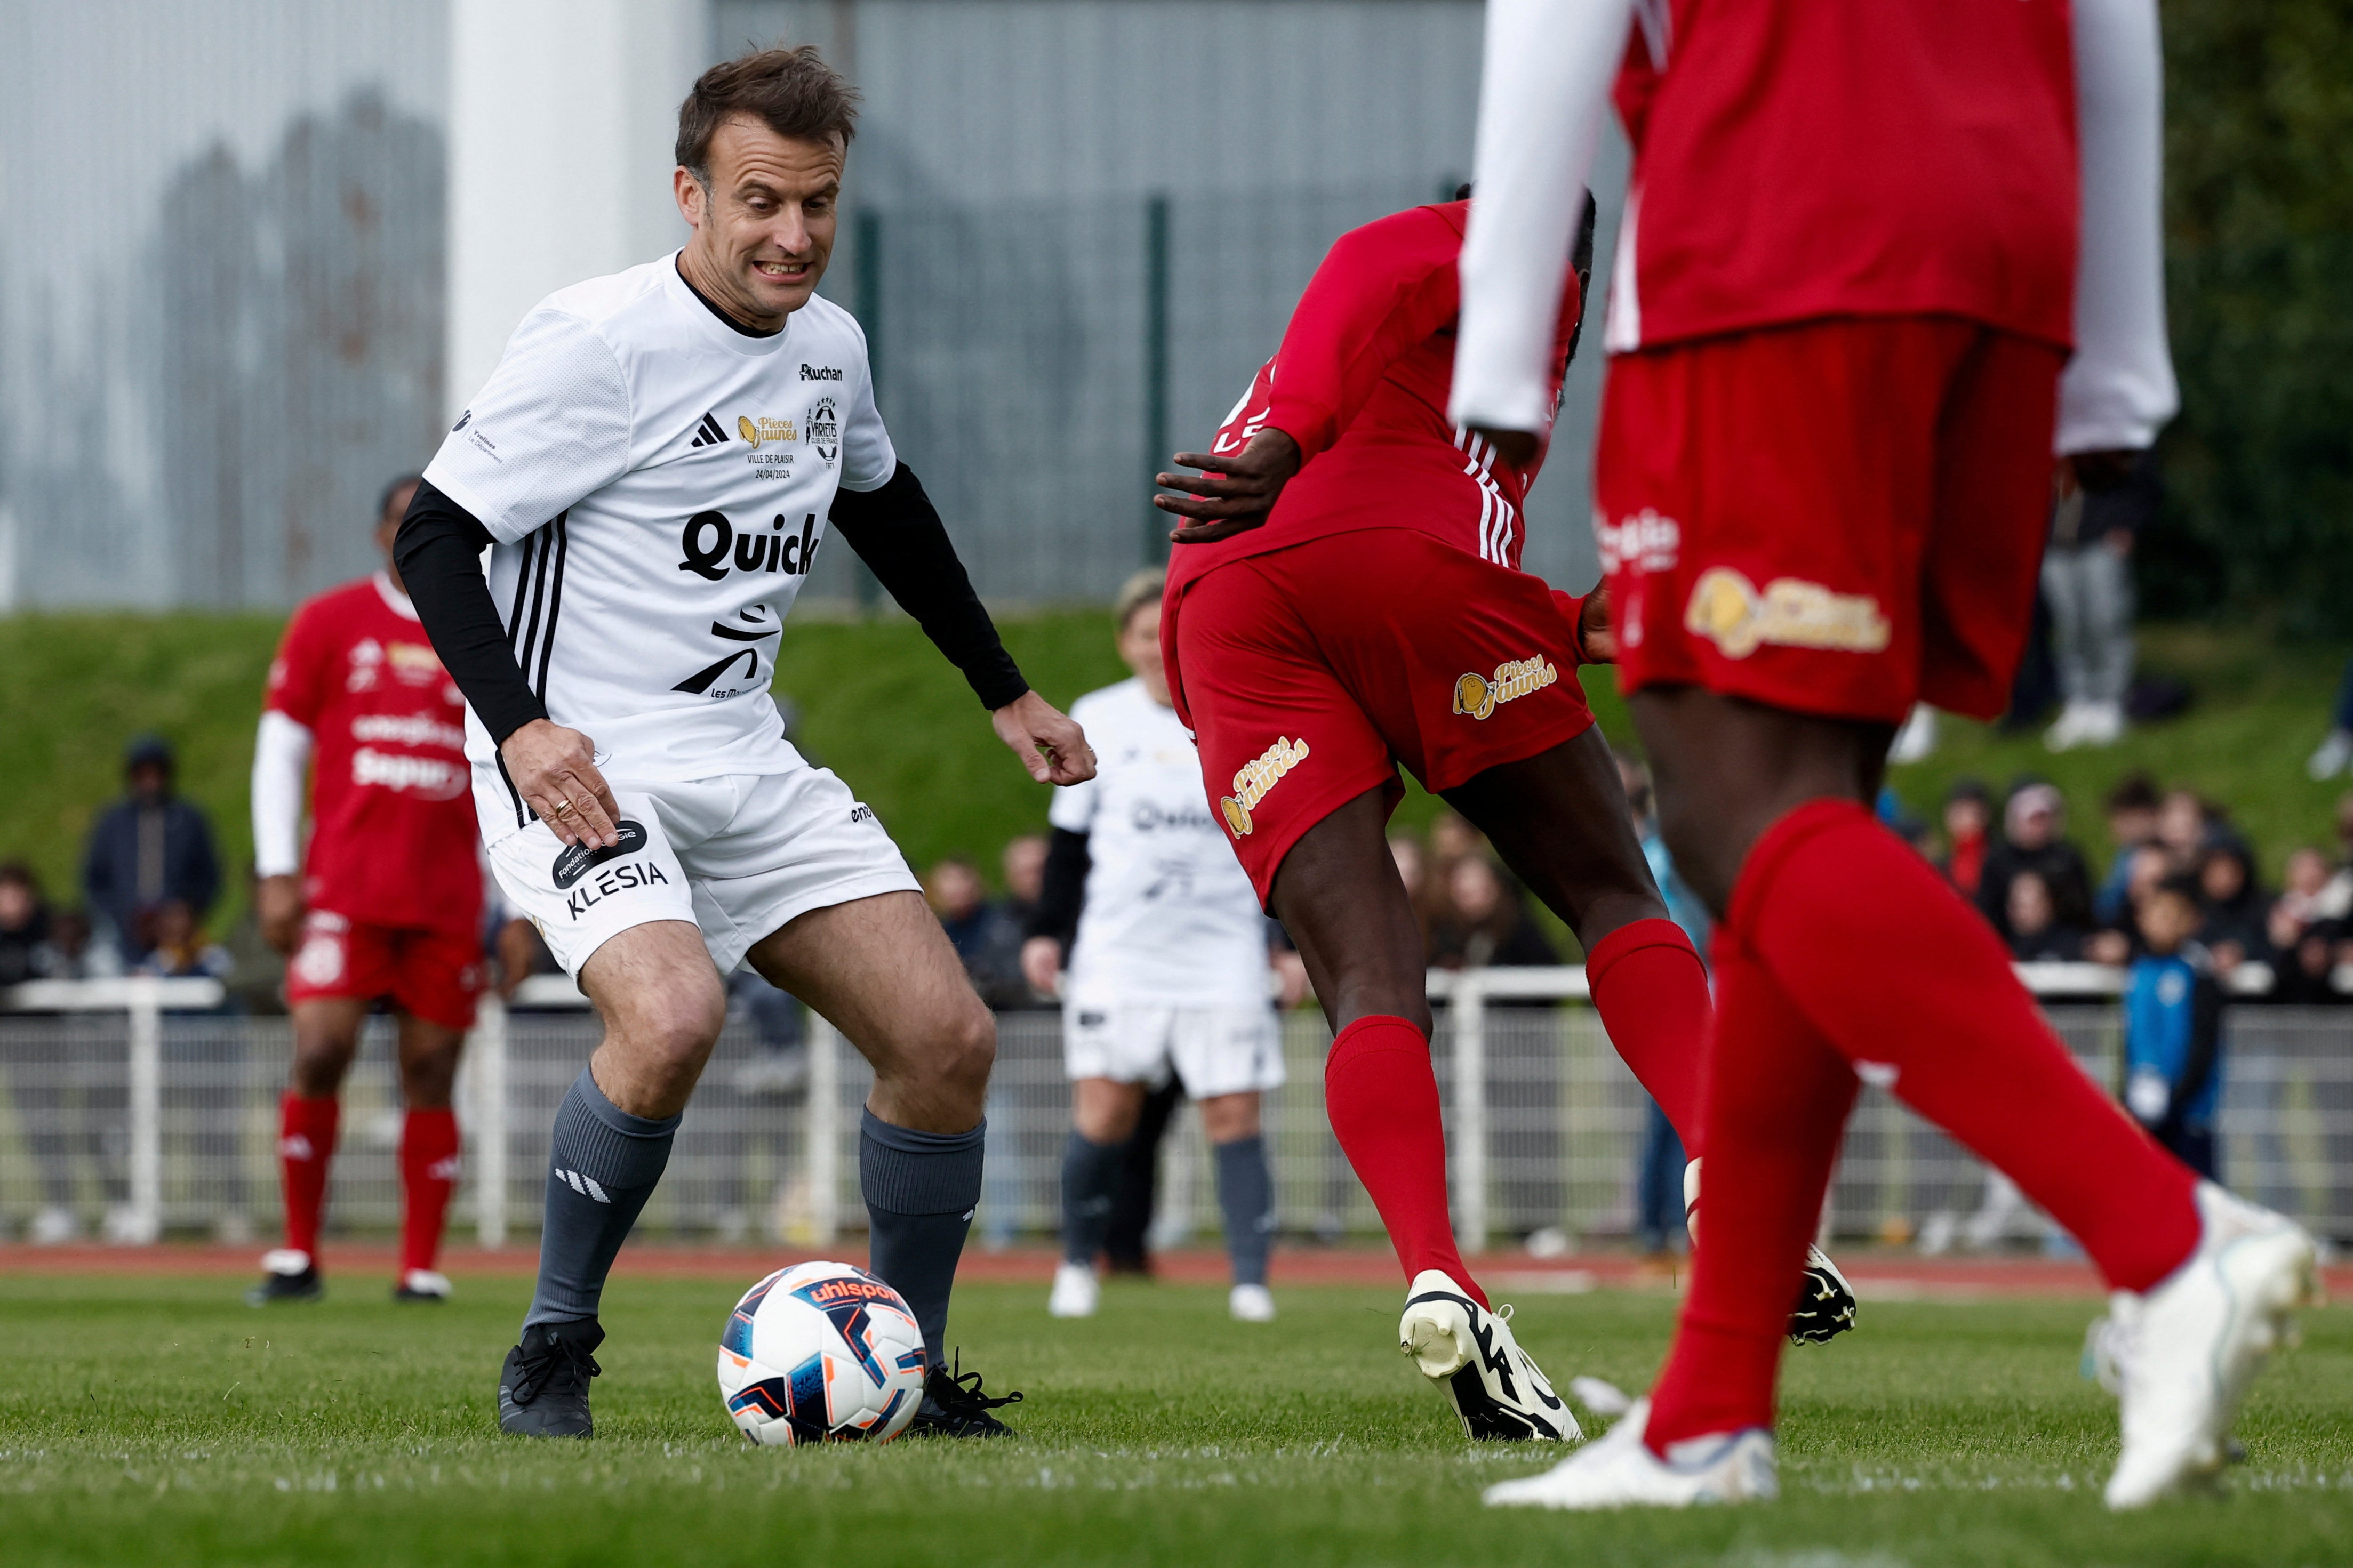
[[2, 1273, 2349, 1566]]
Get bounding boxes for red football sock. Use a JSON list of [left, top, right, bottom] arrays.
[[1736, 800, 2198, 1294], [277, 1093, 340, 1260], [1583, 918, 1710, 1157], [1645, 935, 1853, 1450], [1325, 1015, 1487, 1309], [399, 1107, 462, 1277]]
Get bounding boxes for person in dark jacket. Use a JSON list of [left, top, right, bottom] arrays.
[[2123, 877, 2226, 1179], [82, 735, 220, 965], [1978, 780, 2094, 942], [2005, 870, 2084, 963], [2194, 842, 2273, 975]]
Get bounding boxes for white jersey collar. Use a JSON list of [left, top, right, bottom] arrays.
[[664, 252, 793, 359], [373, 571, 420, 621]]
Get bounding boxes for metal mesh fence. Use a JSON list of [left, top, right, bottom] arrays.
[[5, 1000, 2351, 1248]]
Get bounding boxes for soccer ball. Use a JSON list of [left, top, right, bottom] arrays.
[[716, 1261, 929, 1446]]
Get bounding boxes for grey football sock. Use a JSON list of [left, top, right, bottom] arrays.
[[1214, 1135, 1274, 1287], [1061, 1131, 1127, 1266], [861, 1109, 984, 1370], [523, 1067, 678, 1331]]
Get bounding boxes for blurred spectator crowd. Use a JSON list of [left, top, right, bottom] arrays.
[[1924, 770, 2353, 1003]]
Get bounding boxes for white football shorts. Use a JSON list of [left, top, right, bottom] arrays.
[[485, 766, 920, 977], [1061, 984, 1287, 1099]]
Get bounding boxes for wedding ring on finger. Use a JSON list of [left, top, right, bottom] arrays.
[[551, 799, 578, 818]]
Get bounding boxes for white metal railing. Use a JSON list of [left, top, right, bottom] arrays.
[[4, 963, 2345, 1252]]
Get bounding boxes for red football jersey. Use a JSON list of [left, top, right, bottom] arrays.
[[1605, 0, 2078, 352], [1166, 201, 1584, 599], [265, 575, 482, 935]]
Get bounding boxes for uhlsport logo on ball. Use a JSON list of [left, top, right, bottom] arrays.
[[716, 1261, 928, 1446]]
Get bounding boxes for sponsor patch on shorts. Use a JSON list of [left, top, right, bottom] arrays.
[[551, 818, 650, 890], [1219, 736, 1310, 838], [1451, 655, 1559, 721], [1683, 567, 1891, 660]]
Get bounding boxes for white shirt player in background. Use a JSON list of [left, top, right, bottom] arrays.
[[1021, 570, 1297, 1324], [395, 46, 1092, 1440]]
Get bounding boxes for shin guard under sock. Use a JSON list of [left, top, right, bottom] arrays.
[[1060, 1131, 1126, 1267], [1324, 1015, 1485, 1308], [1645, 935, 1854, 1451], [398, 1107, 461, 1277], [862, 1110, 985, 1370], [276, 1093, 340, 1260], [1738, 800, 2198, 1293], [525, 1068, 677, 1330], [1583, 918, 1711, 1156], [1213, 1135, 1275, 1287]]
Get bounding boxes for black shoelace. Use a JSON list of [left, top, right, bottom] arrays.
[[928, 1352, 1023, 1420], [511, 1336, 602, 1406]]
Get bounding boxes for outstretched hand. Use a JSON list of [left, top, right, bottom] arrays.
[[1156, 428, 1303, 545], [992, 690, 1097, 785]]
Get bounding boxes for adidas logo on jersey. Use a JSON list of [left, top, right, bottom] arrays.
[[688, 411, 730, 448]]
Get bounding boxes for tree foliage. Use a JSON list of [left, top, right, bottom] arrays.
[[2152, 1, 2353, 630]]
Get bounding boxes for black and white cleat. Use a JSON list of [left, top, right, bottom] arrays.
[[1399, 1270, 1579, 1442], [245, 1248, 323, 1307]]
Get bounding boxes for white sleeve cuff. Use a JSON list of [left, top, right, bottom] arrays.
[[1450, 0, 1635, 433], [251, 711, 314, 877], [2056, 0, 2176, 455]]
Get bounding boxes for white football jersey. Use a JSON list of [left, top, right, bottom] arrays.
[[422, 255, 894, 841], [1050, 679, 1270, 1006]]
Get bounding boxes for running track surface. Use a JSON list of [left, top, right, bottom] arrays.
[[10, 1242, 2344, 1301]]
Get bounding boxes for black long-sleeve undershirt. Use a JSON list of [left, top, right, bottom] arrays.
[[393, 479, 548, 745], [830, 462, 1029, 711], [1025, 826, 1091, 951]]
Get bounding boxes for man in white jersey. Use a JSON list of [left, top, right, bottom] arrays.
[[1021, 570, 1288, 1324], [394, 45, 1093, 1440]]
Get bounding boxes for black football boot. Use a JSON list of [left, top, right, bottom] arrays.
[[497, 1318, 604, 1437], [904, 1351, 1023, 1438]]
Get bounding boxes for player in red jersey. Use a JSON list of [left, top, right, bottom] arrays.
[[246, 476, 487, 1306], [1454, 0, 2316, 1511], [1155, 192, 1850, 1445]]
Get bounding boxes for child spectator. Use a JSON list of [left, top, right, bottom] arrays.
[[2005, 871, 2083, 962], [2122, 877, 2226, 1179], [2093, 773, 2162, 926], [923, 856, 1027, 1009], [1936, 779, 1992, 898], [2195, 843, 2272, 976], [0, 862, 52, 987]]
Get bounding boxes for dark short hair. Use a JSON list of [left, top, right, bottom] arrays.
[[2103, 770, 2160, 815], [0, 859, 37, 894], [676, 44, 860, 186], [377, 474, 422, 524], [2150, 873, 2202, 907]]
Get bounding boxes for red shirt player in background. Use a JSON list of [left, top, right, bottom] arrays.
[[1155, 193, 1850, 1446], [246, 476, 486, 1306], [1453, 0, 2316, 1513]]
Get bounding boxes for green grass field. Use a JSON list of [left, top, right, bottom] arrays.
[[4, 1273, 2349, 1566], [3, 610, 2349, 929]]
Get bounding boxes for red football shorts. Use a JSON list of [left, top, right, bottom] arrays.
[[284, 909, 484, 1031], [1595, 317, 2066, 726], [1166, 529, 1596, 903]]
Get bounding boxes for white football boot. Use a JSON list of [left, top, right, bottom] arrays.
[[1398, 1269, 1578, 1441], [1229, 1283, 1277, 1322], [1484, 1397, 1775, 1509], [1047, 1260, 1100, 1319], [2098, 1182, 2319, 1509], [1685, 1159, 1857, 1344]]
